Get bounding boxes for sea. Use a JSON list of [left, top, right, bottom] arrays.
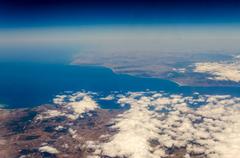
[[0, 62, 240, 109]]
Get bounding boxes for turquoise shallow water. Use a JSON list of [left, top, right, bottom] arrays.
[[0, 62, 239, 108]]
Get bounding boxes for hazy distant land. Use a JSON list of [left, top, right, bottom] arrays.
[[73, 52, 240, 87]]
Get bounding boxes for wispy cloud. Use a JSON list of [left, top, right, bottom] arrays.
[[1, 26, 240, 54]]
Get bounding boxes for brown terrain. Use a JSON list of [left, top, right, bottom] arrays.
[[0, 105, 205, 158], [0, 106, 120, 158]]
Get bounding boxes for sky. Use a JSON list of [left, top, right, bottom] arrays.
[[0, 0, 240, 28], [1, 0, 240, 27], [0, 0, 240, 62]]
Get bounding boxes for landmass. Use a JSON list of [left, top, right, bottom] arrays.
[[72, 52, 240, 87], [0, 106, 120, 158]]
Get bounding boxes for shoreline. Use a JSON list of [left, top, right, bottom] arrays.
[[71, 63, 240, 88]]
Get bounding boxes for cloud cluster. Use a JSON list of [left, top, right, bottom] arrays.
[[85, 92, 240, 158], [33, 90, 240, 158], [100, 95, 115, 101], [36, 92, 98, 121], [39, 146, 59, 154], [35, 109, 65, 120], [193, 59, 240, 82]]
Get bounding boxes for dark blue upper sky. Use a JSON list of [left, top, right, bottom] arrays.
[[1, 0, 240, 28]]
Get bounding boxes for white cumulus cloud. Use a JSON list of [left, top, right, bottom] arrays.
[[194, 58, 240, 82], [85, 92, 240, 158], [36, 91, 99, 121]]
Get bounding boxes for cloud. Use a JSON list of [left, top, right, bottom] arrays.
[[35, 109, 65, 120], [36, 91, 99, 121], [34, 90, 240, 158], [193, 58, 240, 82], [1, 26, 240, 54], [100, 95, 115, 101], [39, 146, 59, 154], [84, 92, 240, 158]]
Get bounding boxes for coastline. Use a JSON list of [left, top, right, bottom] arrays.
[[71, 63, 240, 88]]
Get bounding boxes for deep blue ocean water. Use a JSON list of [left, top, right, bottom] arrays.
[[0, 62, 240, 109]]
